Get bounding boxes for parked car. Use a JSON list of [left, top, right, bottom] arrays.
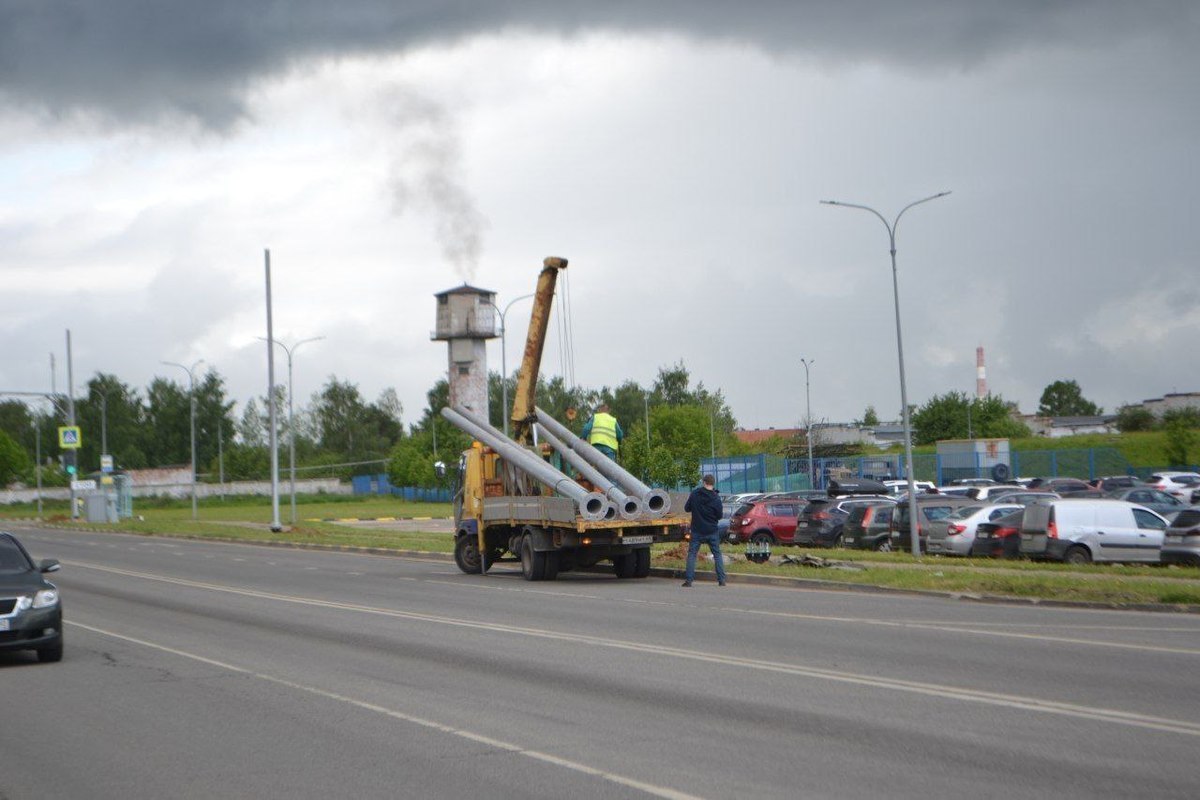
[[987, 490, 1060, 506], [1019, 499, 1167, 564], [1105, 487, 1189, 521], [0, 531, 64, 663], [887, 496, 977, 552], [926, 503, 1024, 556], [795, 496, 896, 547], [964, 484, 1024, 501], [882, 479, 935, 496], [727, 498, 804, 546], [948, 477, 996, 487], [1025, 477, 1094, 494], [1089, 475, 1142, 491], [842, 503, 895, 550], [969, 508, 1026, 559], [761, 489, 828, 502], [1146, 472, 1200, 502], [717, 498, 743, 542], [1161, 508, 1200, 566]]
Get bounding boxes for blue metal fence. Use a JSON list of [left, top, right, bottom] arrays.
[[702, 447, 1145, 493]]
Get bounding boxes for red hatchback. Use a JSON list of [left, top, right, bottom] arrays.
[[728, 499, 803, 545]]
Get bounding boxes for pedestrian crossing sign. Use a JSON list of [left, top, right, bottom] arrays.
[[58, 426, 82, 449]]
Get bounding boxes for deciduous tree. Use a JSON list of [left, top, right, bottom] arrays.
[[1038, 380, 1101, 416]]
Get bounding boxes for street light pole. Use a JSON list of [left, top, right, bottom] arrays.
[[801, 358, 815, 489], [482, 293, 535, 437], [262, 336, 324, 525], [821, 191, 951, 558], [162, 359, 204, 522], [644, 391, 651, 449]]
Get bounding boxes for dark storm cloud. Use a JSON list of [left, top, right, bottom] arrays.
[[1, 1, 1194, 126]]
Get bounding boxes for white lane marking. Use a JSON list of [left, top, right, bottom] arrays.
[[67, 560, 1200, 738], [424, 579, 602, 600], [66, 620, 701, 800], [426, 574, 1200, 648], [718, 607, 1200, 657]]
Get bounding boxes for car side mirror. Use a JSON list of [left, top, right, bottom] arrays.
[[39, 558, 60, 574]]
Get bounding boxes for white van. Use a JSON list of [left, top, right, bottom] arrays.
[[1018, 499, 1167, 564]]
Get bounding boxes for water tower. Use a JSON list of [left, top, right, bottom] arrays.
[[432, 283, 498, 417]]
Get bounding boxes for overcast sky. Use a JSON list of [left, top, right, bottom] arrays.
[[2, 1, 1198, 432]]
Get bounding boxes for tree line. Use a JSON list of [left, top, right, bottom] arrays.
[[0, 370, 403, 487]]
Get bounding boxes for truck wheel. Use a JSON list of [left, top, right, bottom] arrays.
[[612, 552, 636, 579], [454, 535, 483, 574], [1064, 545, 1092, 565], [632, 547, 651, 578], [520, 534, 547, 581]]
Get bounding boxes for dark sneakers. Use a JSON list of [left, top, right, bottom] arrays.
[[719, 581, 727, 587], [681, 580, 693, 587]]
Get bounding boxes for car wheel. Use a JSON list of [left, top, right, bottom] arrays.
[[37, 636, 64, 664], [876, 540, 893, 553], [1064, 545, 1092, 566], [750, 532, 775, 547]]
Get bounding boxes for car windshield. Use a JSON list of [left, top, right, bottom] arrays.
[[0, 535, 34, 574]]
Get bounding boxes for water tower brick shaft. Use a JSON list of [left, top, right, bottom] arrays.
[[432, 283, 499, 418]]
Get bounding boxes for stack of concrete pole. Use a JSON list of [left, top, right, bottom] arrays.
[[442, 407, 615, 521], [534, 408, 671, 518]]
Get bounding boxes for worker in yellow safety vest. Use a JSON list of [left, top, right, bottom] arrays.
[[582, 403, 624, 460]]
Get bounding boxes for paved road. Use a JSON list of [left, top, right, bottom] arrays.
[[3, 525, 1199, 799]]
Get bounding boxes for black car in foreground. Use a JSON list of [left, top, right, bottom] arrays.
[[969, 508, 1025, 559], [0, 532, 63, 663]]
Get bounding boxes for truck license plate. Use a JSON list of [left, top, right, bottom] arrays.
[[622, 535, 653, 545]]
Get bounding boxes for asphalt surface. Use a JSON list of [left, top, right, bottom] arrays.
[[3, 524, 1199, 799]]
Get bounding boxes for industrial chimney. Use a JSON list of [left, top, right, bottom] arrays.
[[976, 346, 988, 399], [432, 283, 498, 418]]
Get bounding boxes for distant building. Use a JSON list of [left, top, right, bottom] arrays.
[[1021, 414, 1118, 438], [1140, 392, 1200, 418]]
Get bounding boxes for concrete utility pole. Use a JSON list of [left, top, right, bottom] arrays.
[[265, 249, 282, 532], [821, 191, 951, 558]]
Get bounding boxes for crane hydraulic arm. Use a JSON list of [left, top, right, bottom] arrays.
[[509, 256, 567, 444]]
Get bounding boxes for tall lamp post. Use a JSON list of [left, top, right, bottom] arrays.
[[262, 336, 324, 525], [162, 359, 204, 521], [483, 293, 535, 437], [800, 358, 815, 489], [821, 191, 951, 558]]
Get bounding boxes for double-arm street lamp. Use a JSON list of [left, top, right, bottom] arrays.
[[821, 191, 951, 558], [261, 336, 324, 525], [483, 293, 535, 437], [162, 359, 204, 521]]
